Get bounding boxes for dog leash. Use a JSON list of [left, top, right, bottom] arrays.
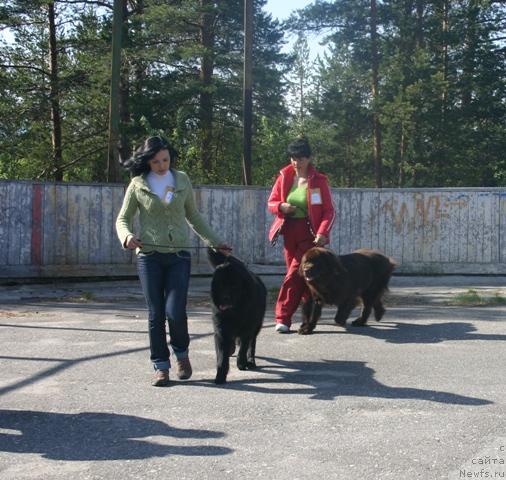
[[140, 243, 231, 251], [137, 243, 255, 268]]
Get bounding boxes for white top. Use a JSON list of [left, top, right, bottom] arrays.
[[146, 170, 176, 203]]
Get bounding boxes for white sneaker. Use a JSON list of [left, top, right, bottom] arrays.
[[275, 323, 290, 333]]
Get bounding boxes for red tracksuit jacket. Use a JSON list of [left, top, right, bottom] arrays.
[[267, 163, 335, 244]]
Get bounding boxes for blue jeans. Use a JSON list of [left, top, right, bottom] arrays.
[[136, 251, 191, 371]]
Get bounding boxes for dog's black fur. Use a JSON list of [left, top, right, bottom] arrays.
[[298, 247, 396, 334], [207, 248, 267, 384]]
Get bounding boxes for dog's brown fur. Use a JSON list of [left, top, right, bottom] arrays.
[[298, 247, 396, 334]]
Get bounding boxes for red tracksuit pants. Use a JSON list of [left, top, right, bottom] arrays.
[[275, 218, 315, 327]]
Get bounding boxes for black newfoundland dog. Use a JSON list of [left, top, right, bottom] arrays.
[[207, 248, 267, 384], [298, 247, 396, 334]]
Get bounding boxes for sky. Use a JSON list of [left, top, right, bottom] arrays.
[[263, 0, 314, 20], [263, 0, 328, 59]]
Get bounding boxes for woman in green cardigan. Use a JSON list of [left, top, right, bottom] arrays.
[[116, 136, 231, 387]]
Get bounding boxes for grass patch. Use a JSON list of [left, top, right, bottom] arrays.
[[490, 292, 506, 305], [454, 289, 481, 304], [451, 289, 506, 306], [81, 291, 95, 301]]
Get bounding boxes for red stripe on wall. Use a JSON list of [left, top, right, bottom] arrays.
[[31, 184, 43, 265]]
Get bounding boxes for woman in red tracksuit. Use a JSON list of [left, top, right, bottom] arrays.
[[267, 138, 335, 333]]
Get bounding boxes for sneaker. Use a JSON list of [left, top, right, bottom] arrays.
[[152, 369, 170, 387], [275, 323, 290, 333], [175, 358, 192, 380]]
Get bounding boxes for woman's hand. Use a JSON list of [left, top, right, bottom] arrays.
[[313, 234, 327, 247], [279, 202, 296, 216], [216, 243, 233, 256], [125, 235, 143, 250]]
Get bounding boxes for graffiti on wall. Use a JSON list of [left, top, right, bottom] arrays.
[[379, 193, 471, 239]]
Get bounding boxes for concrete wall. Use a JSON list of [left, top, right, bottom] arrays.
[[1, 180, 505, 278]]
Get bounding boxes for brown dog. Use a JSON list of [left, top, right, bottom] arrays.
[[298, 247, 396, 334]]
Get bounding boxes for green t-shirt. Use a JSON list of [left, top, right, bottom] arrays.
[[286, 184, 308, 218]]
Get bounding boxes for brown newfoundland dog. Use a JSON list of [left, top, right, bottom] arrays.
[[298, 247, 396, 334]]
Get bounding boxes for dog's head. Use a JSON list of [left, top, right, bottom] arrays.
[[299, 247, 346, 283], [207, 247, 228, 268], [210, 258, 250, 312]]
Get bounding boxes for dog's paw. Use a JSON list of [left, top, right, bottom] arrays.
[[351, 317, 367, 326], [215, 367, 228, 384], [245, 360, 257, 370], [237, 361, 248, 371], [374, 307, 386, 321], [298, 325, 314, 335], [334, 318, 347, 326]]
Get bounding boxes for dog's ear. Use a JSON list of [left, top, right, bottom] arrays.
[[207, 247, 227, 268], [298, 261, 305, 277], [299, 251, 309, 277]]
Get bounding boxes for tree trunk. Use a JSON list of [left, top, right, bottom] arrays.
[[441, 0, 449, 115], [106, 0, 124, 183], [462, 0, 478, 109], [299, 73, 304, 121], [399, 127, 405, 187], [411, 0, 425, 186], [346, 138, 353, 187], [398, 1, 415, 189], [199, 0, 215, 173], [242, 0, 253, 185], [416, 0, 424, 49], [48, 2, 63, 181], [437, 0, 450, 178], [370, 0, 382, 188], [119, 0, 131, 164]]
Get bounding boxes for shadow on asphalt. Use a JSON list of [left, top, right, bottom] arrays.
[[0, 323, 213, 343], [347, 321, 506, 344], [0, 410, 232, 460], [189, 356, 493, 406], [0, 300, 146, 312], [317, 304, 506, 322], [0, 347, 149, 398], [306, 305, 506, 344], [0, 321, 147, 335]]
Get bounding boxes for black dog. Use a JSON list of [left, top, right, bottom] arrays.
[[208, 248, 267, 384], [298, 247, 396, 334]]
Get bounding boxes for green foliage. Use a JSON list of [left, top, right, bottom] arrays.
[[0, 0, 290, 185], [290, 0, 506, 187], [253, 115, 292, 184], [0, 0, 505, 187]]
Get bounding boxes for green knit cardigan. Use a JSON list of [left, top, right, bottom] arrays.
[[115, 170, 222, 253]]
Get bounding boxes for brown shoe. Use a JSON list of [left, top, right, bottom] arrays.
[[152, 369, 170, 387], [175, 358, 192, 380]]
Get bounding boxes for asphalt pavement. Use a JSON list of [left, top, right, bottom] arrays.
[[0, 275, 505, 479]]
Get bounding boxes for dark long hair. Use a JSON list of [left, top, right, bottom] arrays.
[[120, 136, 178, 176]]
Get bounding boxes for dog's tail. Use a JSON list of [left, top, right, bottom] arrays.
[[207, 247, 228, 268], [382, 256, 397, 291], [362, 252, 397, 292]]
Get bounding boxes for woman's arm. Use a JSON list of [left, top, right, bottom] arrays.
[[316, 178, 336, 240], [115, 183, 140, 248], [267, 175, 285, 216]]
